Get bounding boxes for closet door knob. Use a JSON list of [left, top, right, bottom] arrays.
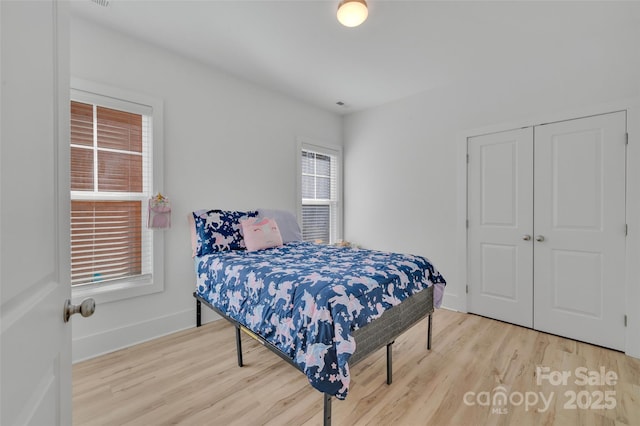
[[535, 235, 545, 242], [522, 235, 531, 241]]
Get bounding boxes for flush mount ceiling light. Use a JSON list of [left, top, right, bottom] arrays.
[[337, 0, 368, 28]]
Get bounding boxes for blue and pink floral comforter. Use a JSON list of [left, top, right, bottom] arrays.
[[195, 241, 445, 399]]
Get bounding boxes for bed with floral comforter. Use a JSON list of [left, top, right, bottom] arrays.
[[195, 241, 446, 400]]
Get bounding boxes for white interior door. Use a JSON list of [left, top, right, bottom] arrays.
[[533, 112, 627, 350], [1, 1, 71, 424], [467, 127, 534, 328]]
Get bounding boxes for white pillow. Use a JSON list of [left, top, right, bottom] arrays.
[[256, 209, 302, 243]]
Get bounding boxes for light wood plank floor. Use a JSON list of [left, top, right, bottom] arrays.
[[73, 309, 640, 425]]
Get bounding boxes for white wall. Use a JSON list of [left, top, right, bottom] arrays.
[[70, 17, 342, 362], [343, 12, 640, 312], [343, 6, 640, 357]]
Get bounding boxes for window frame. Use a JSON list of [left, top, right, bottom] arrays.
[[296, 139, 343, 244], [70, 78, 164, 305]]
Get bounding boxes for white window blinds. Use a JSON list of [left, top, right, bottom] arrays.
[[300, 144, 341, 244], [70, 94, 153, 287]]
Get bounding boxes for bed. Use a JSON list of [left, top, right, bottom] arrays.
[[190, 209, 446, 425]]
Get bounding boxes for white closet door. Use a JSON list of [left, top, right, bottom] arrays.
[[533, 112, 627, 350], [468, 128, 534, 328]]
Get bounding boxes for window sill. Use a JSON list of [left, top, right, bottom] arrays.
[[71, 275, 163, 305]]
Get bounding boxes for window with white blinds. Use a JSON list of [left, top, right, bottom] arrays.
[[300, 144, 341, 244], [70, 94, 153, 287]]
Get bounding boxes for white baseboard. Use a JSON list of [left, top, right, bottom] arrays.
[[72, 308, 196, 363], [441, 291, 465, 313]]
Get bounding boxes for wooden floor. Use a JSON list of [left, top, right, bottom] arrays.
[[73, 309, 640, 425]]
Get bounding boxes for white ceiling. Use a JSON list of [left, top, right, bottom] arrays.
[[70, 0, 640, 114]]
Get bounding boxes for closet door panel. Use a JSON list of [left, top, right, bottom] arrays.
[[533, 112, 626, 350], [467, 127, 534, 328]]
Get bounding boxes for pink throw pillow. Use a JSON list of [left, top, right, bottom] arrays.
[[240, 217, 284, 252]]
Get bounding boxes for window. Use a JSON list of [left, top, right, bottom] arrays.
[[70, 79, 163, 303], [299, 142, 342, 244]]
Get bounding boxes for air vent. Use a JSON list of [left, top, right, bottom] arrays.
[[91, 0, 110, 7]]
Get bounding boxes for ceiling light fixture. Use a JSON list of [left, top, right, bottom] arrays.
[[337, 0, 368, 28]]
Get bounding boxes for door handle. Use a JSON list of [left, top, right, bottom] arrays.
[[522, 234, 531, 241], [535, 235, 545, 242], [64, 298, 96, 323]]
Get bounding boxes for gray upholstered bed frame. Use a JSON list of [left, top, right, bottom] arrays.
[[194, 284, 434, 426]]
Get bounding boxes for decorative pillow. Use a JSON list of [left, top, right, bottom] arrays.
[[256, 208, 302, 243], [188, 213, 198, 257], [240, 217, 284, 252], [192, 209, 258, 256]]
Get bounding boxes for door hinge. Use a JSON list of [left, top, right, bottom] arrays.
[[625, 224, 628, 236], [466, 219, 469, 228], [466, 284, 469, 294], [624, 314, 627, 327], [626, 133, 629, 145], [467, 154, 470, 163]]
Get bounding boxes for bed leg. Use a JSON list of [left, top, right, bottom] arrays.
[[196, 300, 202, 327], [427, 313, 433, 350], [386, 342, 393, 385], [235, 326, 244, 367], [323, 393, 332, 426]]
